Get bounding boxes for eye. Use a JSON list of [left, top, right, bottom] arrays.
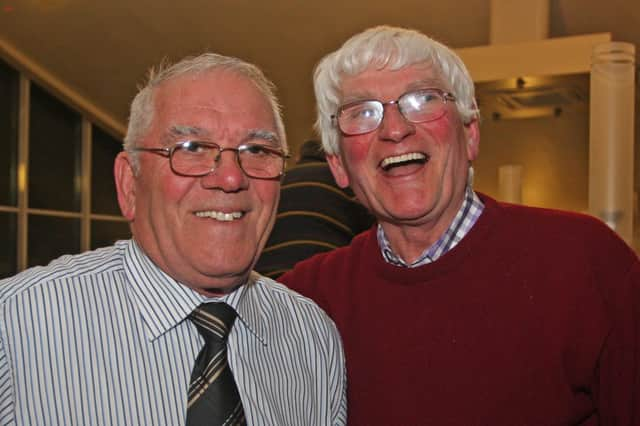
[[242, 144, 274, 157], [411, 90, 440, 105], [179, 141, 210, 154], [400, 90, 443, 114], [344, 102, 381, 120]]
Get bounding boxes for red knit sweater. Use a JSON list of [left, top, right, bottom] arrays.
[[280, 194, 640, 425]]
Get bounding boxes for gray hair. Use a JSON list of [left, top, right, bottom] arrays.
[[314, 25, 479, 155], [124, 53, 287, 170]]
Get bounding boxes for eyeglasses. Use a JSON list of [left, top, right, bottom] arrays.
[[131, 140, 289, 180], [332, 88, 456, 136]]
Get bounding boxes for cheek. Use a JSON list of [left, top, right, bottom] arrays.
[[342, 137, 371, 165], [151, 171, 194, 210], [137, 158, 185, 204], [253, 183, 280, 216], [423, 115, 457, 147]]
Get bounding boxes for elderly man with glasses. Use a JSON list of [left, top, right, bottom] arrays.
[[0, 53, 346, 425], [279, 25, 640, 425]]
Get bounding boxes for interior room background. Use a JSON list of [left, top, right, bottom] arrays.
[[1, 0, 638, 278]]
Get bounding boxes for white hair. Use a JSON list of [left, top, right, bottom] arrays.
[[314, 25, 479, 154], [124, 53, 287, 171]]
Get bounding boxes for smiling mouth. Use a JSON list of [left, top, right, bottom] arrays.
[[380, 152, 429, 171], [194, 210, 244, 221]]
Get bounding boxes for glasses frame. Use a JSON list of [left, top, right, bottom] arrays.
[[131, 140, 290, 180], [331, 88, 457, 136]]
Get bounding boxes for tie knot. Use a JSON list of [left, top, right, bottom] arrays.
[[190, 303, 237, 341]]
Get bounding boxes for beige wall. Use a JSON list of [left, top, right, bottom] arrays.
[[474, 110, 589, 213], [474, 102, 640, 251]]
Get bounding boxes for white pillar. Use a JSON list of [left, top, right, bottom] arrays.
[[498, 164, 523, 204], [589, 42, 636, 243]]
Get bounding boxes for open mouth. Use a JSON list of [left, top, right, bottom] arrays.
[[380, 152, 429, 172], [194, 210, 244, 221]]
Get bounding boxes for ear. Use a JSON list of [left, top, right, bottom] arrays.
[[114, 151, 137, 221], [326, 153, 350, 188], [464, 118, 480, 161]]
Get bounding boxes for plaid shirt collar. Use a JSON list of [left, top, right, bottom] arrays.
[[378, 186, 484, 267]]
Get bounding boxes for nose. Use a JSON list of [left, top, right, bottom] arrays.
[[200, 149, 248, 192], [377, 103, 415, 143]]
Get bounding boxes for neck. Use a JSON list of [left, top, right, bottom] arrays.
[[379, 190, 468, 264], [380, 221, 443, 264]]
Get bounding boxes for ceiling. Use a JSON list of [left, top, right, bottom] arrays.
[[0, 0, 639, 150]]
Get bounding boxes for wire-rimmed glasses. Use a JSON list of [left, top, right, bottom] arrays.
[[332, 88, 456, 136], [131, 140, 289, 180]]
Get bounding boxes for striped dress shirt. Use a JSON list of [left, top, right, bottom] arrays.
[[0, 240, 346, 425]]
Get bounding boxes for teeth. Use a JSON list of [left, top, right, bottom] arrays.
[[381, 152, 427, 169], [195, 211, 243, 221]]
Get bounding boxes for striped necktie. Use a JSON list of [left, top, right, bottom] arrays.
[[186, 303, 246, 425]]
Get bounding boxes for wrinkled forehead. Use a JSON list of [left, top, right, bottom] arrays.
[[158, 124, 280, 148], [339, 62, 450, 101], [154, 71, 272, 116], [150, 72, 279, 143]]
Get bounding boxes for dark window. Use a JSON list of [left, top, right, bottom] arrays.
[[28, 83, 82, 211], [28, 215, 80, 267], [91, 125, 122, 215], [0, 58, 19, 206], [91, 220, 130, 250], [0, 212, 17, 278]]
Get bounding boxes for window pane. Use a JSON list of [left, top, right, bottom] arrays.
[[0, 212, 17, 278], [29, 83, 82, 211], [91, 220, 130, 250], [91, 125, 122, 215], [28, 215, 80, 267], [0, 58, 19, 206]]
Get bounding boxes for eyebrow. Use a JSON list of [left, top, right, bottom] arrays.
[[341, 91, 375, 104], [161, 125, 280, 148], [340, 78, 449, 104], [406, 79, 448, 91], [170, 125, 208, 137], [159, 125, 209, 146], [244, 129, 280, 146]]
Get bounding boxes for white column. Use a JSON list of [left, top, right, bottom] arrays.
[[498, 164, 523, 204], [589, 42, 636, 243]]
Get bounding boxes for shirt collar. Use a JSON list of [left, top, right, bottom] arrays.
[[377, 186, 484, 267], [122, 240, 267, 344]]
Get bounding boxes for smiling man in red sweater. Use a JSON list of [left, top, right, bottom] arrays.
[[279, 25, 640, 425]]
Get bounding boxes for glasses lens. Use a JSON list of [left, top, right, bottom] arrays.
[[170, 141, 217, 176], [338, 101, 383, 135], [238, 144, 285, 178], [399, 90, 447, 123]]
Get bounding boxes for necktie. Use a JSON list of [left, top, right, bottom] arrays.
[[186, 303, 246, 426]]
